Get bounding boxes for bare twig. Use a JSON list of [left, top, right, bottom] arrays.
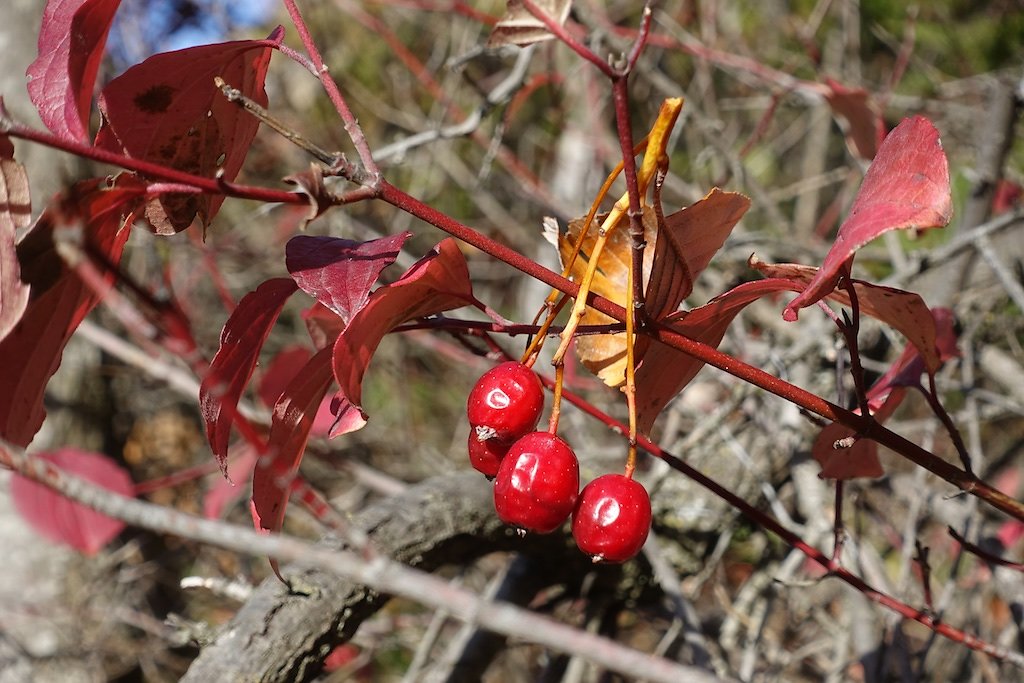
[[0, 438, 724, 683]]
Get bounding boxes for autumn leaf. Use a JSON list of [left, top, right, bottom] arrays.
[[488, 0, 572, 48], [811, 307, 958, 480], [823, 78, 885, 161], [0, 140, 31, 343], [251, 347, 334, 535], [750, 257, 944, 375], [286, 231, 411, 324], [332, 238, 475, 422], [199, 277, 298, 471], [10, 448, 134, 555], [0, 177, 145, 447], [783, 116, 952, 321], [95, 27, 283, 233], [552, 189, 749, 387], [634, 278, 796, 434], [26, 0, 123, 142]]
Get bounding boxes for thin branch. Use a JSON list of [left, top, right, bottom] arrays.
[[282, 0, 381, 179], [0, 438, 723, 683], [376, 178, 1024, 523], [519, 0, 614, 78], [0, 118, 304, 206]]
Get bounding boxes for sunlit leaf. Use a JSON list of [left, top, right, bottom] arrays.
[[26, 0, 123, 141], [95, 27, 283, 233], [286, 231, 410, 325], [782, 116, 952, 321], [251, 346, 334, 535]]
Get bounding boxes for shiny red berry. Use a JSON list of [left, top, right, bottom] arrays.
[[572, 474, 651, 563], [468, 431, 512, 478], [467, 362, 544, 442], [493, 432, 579, 534]]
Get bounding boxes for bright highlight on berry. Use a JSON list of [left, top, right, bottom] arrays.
[[466, 362, 544, 443], [493, 432, 579, 534], [572, 474, 651, 563]]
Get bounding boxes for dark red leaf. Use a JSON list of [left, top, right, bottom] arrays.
[[0, 177, 145, 447], [0, 145, 32, 342], [200, 277, 298, 470], [251, 346, 334, 534], [26, 0, 123, 142], [286, 231, 411, 324], [635, 278, 795, 433], [332, 238, 474, 420], [783, 116, 952, 321], [811, 399, 895, 480], [750, 257, 946, 375], [95, 27, 283, 233], [10, 448, 134, 555]]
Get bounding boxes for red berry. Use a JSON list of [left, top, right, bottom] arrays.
[[468, 431, 512, 478], [572, 474, 651, 563], [493, 432, 579, 534], [467, 362, 544, 442]]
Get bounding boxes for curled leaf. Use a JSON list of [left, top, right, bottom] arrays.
[[488, 0, 572, 48], [0, 143, 31, 343], [332, 238, 474, 417], [251, 347, 334, 535], [1, 177, 145, 447], [27, 0, 123, 141]]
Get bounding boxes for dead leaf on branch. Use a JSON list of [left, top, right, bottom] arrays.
[[0, 139, 31, 343], [550, 189, 749, 388], [488, 0, 572, 48]]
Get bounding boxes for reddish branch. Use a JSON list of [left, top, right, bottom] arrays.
[[377, 178, 1024, 524]]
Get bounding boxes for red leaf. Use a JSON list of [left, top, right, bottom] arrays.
[[26, 0, 122, 142], [635, 278, 796, 433], [257, 345, 313, 408], [251, 347, 334, 534], [0, 146, 32, 342], [10, 448, 134, 555], [0, 177, 145, 447], [95, 27, 283, 233], [303, 301, 345, 350], [824, 78, 885, 161], [332, 238, 474, 419], [751, 257, 946, 375], [286, 231, 411, 324], [811, 392, 902, 480], [783, 117, 952, 321], [200, 277, 298, 470]]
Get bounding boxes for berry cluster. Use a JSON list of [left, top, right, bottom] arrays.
[[467, 362, 651, 563]]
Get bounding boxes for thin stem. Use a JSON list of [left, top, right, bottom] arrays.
[[0, 120, 304, 205], [519, 0, 614, 78], [282, 0, 380, 179], [533, 379, 1024, 667], [377, 178, 1024, 523]]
